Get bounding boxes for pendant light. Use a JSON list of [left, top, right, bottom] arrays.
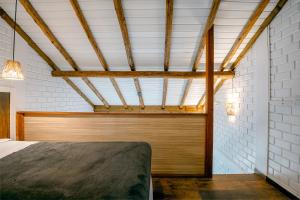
[[1, 0, 24, 80]]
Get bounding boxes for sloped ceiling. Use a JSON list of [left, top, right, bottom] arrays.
[[0, 0, 278, 106]]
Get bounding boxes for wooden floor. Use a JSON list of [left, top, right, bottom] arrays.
[[153, 174, 290, 200]]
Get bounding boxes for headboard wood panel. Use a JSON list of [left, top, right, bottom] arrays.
[[16, 112, 206, 176]]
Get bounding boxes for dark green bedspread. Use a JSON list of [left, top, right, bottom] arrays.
[[0, 142, 152, 200]]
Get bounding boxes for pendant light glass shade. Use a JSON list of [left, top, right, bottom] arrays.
[[2, 60, 24, 80], [1, 0, 24, 81]]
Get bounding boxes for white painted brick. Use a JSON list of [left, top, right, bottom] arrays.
[[270, 129, 282, 138], [274, 154, 290, 168], [276, 105, 292, 115], [283, 133, 300, 144], [292, 125, 300, 135], [283, 150, 300, 163], [290, 161, 300, 172], [275, 122, 292, 132], [275, 138, 291, 150]]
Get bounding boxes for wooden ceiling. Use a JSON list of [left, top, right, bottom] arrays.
[[0, 0, 286, 112]]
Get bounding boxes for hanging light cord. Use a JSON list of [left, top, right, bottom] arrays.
[[12, 0, 18, 61]]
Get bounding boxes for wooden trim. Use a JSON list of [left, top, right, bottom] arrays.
[[0, 7, 94, 108], [180, 0, 220, 108], [113, 0, 135, 70], [179, 79, 193, 108], [192, 0, 221, 70], [109, 78, 128, 108], [63, 77, 94, 107], [17, 111, 206, 117], [205, 25, 214, 178], [16, 113, 24, 141], [230, 0, 288, 70], [70, 0, 108, 70], [201, 0, 288, 102], [219, 0, 269, 71], [81, 78, 109, 108], [94, 105, 203, 113], [197, 78, 225, 108], [152, 174, 207, 178], [162, 0, 174, 108], [113, 0, 144, 108], [164, 0, 173, 70], [19, 0, 109, 108], [162, 78, 168, 109], [69, 0, 127, 108], [52, 70, 234, 79], [198, 0, 286, 106]]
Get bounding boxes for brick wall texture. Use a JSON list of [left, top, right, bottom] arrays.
[[0, 19, 92, 112], [214, 1, 300, 197]]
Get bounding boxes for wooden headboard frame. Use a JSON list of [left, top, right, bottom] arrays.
[[16, 112, 207, 177]]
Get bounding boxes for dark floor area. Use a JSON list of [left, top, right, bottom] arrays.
[[153, 174, 291, 200]]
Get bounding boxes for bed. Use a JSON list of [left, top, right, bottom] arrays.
[[0, 140, 152, 200]]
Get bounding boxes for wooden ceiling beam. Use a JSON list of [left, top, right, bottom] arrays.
[[179, 0, 221, 108], [192, 0, 221, 70], [19, 0, 110, 108], [52, 71, 234, 79], [230, 0, 288, 71], [162, 0, 174, 109], [94, 105, 203, 113], [219, 0, 269, 71], [0, 6, 94, 108], [113, 0, 145, 108], [198, 0, 288, 107], [70, 0, 128, 108]]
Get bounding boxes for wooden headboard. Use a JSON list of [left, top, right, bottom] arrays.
[[16, 112, 207, 176]]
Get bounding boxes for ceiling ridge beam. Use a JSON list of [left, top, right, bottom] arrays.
[[52, 71, 234, 79], [197, 0, 288, 108], [113, 0, 145, 109], [162, 0, 174, 109], [19, 0, 110, 108], [0, 6, 94, 108], [179, 0, 221, 109], [219, 0, 269, 71], [70, 0, 128, 108]]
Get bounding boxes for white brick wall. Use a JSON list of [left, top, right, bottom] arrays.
[[214, 48, 256, 174], [214, 5, 300, 198], [268, 0, 300, 197], [0, 19, 92, 112]]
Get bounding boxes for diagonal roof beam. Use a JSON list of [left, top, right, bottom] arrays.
[[19, 0, 110, 108], [162, 0, 174, 109], [197, 0, 288, 108], [113, 0, 145, 109], [219, 0, 269, 71], [179, 0, 221, 108], [70, 0, 128, 108], [0, 7, 94, 108]]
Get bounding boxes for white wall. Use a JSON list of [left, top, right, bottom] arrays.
[[0, 19, 93, 139], [267, 0, 300, 197], [213, 30, 268, 174], [214, 1, 300, 198]]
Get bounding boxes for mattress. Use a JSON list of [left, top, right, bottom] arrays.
[[0, 141, 152, 200]]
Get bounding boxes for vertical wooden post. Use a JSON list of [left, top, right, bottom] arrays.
[[205, 25, 214, 178], [16, 112, 24, 141]]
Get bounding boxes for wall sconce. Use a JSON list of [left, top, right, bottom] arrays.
[[225, 102, 236, 116]]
